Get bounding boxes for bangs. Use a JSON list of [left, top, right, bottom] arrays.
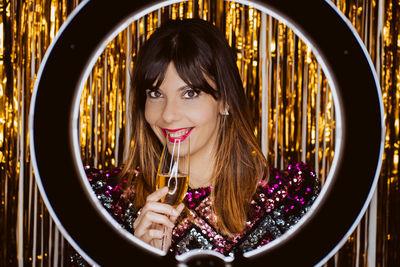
[[174, 57, 219, 99], [140, 59, 169, 92], [172, 30, 219, 98], [141, 58, 219, 99], [138, 25, 220, 99]]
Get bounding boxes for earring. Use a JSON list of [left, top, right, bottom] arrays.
[[221, 108, 229, 116]]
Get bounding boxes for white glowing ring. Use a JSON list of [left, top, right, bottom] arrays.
[[29, 0, 384, 265]]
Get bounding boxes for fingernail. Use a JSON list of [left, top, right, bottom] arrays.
[[173, 204, 184, 216], [173, 209, 180, 216], [177, 203, 185, 211]]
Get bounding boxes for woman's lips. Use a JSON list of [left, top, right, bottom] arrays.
[[161, 127, 194, 142]]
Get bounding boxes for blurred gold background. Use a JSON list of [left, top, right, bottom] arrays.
[[1, 0, 398, 266]]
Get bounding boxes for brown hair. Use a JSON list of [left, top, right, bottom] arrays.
[[121, 19, 268, 235]]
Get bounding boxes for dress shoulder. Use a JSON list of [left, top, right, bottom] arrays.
[[256, 162, 320, 230], [85, 166, 123, 209], [84, 166, 138, 231]]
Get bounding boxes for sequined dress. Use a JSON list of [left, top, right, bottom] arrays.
[[70, 162, 319, 265]]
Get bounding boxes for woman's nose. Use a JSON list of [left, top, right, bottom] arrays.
[[161, 99, 181, 123]]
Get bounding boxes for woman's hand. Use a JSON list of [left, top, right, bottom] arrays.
[[133, 187, 185, 251]]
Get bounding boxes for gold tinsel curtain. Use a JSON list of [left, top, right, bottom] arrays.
[[1, 0, 399, 266]]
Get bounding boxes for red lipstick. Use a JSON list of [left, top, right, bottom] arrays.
[[161, 127, 193, 142]]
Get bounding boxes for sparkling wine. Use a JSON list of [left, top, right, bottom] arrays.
[[156, 173, 189, 206]]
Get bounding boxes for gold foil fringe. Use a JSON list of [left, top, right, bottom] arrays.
[[1, 0, 399, 266]]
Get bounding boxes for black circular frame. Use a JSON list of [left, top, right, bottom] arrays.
[[29, 0, 384, 266]]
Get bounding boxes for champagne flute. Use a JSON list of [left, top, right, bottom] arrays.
[[156, 133, 190, 250]]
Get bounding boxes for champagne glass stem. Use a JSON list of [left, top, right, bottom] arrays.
[[161, 215, 170, 252], [161, 226, 166, 252]]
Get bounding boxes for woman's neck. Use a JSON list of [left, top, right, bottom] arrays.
[[188, 151, 215, 189]]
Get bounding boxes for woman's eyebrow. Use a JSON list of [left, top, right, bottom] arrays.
[[147, 85, 192, 91], [177, 85, 192, 91], [147, 86, 159, 91]]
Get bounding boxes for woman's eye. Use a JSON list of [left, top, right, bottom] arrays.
[[147, 90, 162, 98], [183, 89, 200, 99]]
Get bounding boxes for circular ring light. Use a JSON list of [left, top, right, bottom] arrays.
[[29, 0, 384, 266]]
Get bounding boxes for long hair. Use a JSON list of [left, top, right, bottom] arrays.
[[121, 19, 268, 235]]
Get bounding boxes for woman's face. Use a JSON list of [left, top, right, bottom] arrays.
[[144, 62, 222, 160]]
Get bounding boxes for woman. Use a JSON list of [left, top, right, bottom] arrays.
[[126, 16, 275, 251], [72, 18, 319, 264]]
